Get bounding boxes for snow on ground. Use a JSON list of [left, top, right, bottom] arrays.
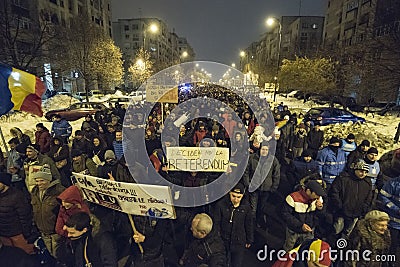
[[273, 93, 400, 155], [1, 91, 399, 157]]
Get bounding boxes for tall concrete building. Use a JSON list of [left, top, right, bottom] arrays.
[[241, 16, 324, 85], [323, 0, 400, 102], [112, 17, 195, 86], [0, 0, 113, 92]]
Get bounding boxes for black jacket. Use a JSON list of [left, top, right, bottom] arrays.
[[67, 219, 118, 267], [213, 196, 254, 247], [328, 171, 373, 218], [307, 129, 324, 150], [182, 228, 226, 267], [0, 187, 36, 239], [243, 153, 280, 192]]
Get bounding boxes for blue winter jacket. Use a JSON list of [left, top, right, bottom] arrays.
[[316, 147, 346, 184], [51, 119, 72, 139], [379, 177, 400, 230]]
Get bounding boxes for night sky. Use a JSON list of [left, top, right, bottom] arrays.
[[111, 1, 327, 66]]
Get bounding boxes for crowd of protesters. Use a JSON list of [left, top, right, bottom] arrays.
[[0, 84, 399, 267]]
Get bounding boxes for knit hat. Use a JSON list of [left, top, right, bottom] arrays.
[[365, 210, 389, 222], [36, 123, 45, 129], [360, 140, 370, 147], [0, 172, 12, 186], [351, 159, 369, 172], [230, 183, 245, 194], [367, 147, 378, 155], [329, 137, 340, 144], [71, 149, 83, 158], [347, 133, 355, 140], [104, 150, 116, 160], [305, 180, 327, 197], [301, 149, 313, 158], [26, 144, 40, 153], [31, 165, 52, 181], [304, 239, 332, 267]]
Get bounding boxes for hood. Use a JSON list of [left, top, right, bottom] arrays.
[[57, 185, 84, 205]]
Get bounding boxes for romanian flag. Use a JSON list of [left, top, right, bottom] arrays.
[[0, 63, 45, 116]]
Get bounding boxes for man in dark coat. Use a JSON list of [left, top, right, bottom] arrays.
[[63, 212, 118, 267], [289, 149, 318, 187], [213, 183, 253, 267], [243, 143, 280, 228], [180, 213, 226, 267], [306, 122, 324, 159], [328, 159, 373, 238], [347, 139, 370, 169]]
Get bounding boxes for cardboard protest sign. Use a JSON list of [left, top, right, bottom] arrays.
[[73, 173, 176, 219], [166, 147, 230, 172], [146, 84, 178, 103]]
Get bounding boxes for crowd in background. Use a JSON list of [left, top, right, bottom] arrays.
[[0, 85, 399, 267]]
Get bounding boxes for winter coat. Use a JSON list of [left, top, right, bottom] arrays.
[[65, 215, 118, 267], [72, 155, 98, 176], [290, 130, 307, 150], [91, 145, 107, 163], [0, 187, 35, 239], [6, 148, 23, 183], [328, 171, 373, 219], [112, 140, 124, 160], [306, 129, 324, 150], [213, 195, 254, 247], [31, 180, 65, 235], [181, 228, 226, 267], [98, 159, 118, 180], [243, 118, 255, 135], [0, 244, 39, 267], [48, 143, 70, 170], [316, 146, 346, 184], [72, 137, 92, 157], [131, 215, 169, 262], [379, 177, 400, 230], [348, 218, 391, 267], [145, 137, 161, 156], [347, 146, 368, 169], [24, 154, 61, 192], [193, 129, 207, 145], [282, 189, 325, 233], [35, 129, 51, 154], [243, 153, 280, 192], [290, 157, 319, 181], [56, 185, 90, 237], [51, 119, 72, 140]]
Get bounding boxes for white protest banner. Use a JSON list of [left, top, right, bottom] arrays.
[[73, 173, 176, 219], [166, 147, 230, 172]]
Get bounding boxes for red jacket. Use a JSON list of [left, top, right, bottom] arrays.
[[55, 185, 90, 236], [35, 129, 51, 153]]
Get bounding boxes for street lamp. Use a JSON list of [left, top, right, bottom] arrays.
[[239, 50, 246, 71], [143, 22, 159, 51], [231, 63, 236, 68], [266, 17, 282, 102]]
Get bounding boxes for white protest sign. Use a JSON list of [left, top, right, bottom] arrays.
[[166, 147, 230, 172], [146, 84, 178, 103], [73, 173, 176, 219]]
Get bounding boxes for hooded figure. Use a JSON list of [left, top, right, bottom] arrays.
[[55, 185, 90, 237]]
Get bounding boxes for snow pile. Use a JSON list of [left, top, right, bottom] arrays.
[[42, 95, 79, 112]]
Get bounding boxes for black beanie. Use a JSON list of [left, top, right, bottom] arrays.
[[329, 137, 340, 144], [367, 147, 378, 155], [360, 140, 370, 147]]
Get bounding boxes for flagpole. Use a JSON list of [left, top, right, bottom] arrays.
[[0, 121, 9, 156]]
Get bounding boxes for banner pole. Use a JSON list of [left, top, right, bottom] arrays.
[[128, 214, 144, 255]]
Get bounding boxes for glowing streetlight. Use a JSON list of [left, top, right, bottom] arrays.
[[149, 23, 159, 33], [240, 51, 246, 57], [143, 22, 159, 51], [136, 58, 145, 70], [182, 51, 188, 58], [266, 16, 282, 102], [231, 63, 236, 68]]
